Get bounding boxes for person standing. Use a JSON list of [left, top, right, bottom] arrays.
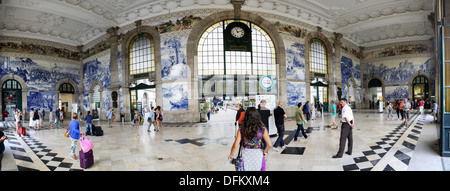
[[257, 100, 271, 150], [402, 98, 411, 126], [84, 111, 93, 135], [69, 113, 83, 160], [228, 107, 272, 171], [432, 101, 438, 122], [418, 99, 424, 114], [386, 101, 394, 120], [55, 108, 60, 127], [39, 108, 45, 126], [29, 107, 34, 128], [304, 101, 311, 121], [330, 100, 338, 129], [112, 109, 116, 123], [33, 108, 41, 131], [133, 110, 141, 137], [273, 100, 287, 152], [14, 109, 22, 136], [0, 130, 7, 171], [398, 99, 404, 121], [333, 98, 354, 158], [3, 109, 9, 130], [147, 107, 155, 132], [395, 100, 401, 120], [49, 109, 54, 128], [235, 104, 245, 126], [294, 102, 308, 142], [106, 108, 113, 128], [337, 102, 342, 117], [155, 106, 163, 131], [60, 109, 64, 125]]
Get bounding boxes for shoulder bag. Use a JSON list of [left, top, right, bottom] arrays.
[[235, 130, 244, 171]]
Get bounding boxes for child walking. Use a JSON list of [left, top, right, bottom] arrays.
[[69, 113, 83, 160]]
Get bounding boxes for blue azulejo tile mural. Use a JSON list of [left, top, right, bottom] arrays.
[[286, 81, 306, 107], [102, 89, 111, 111], [341, 56, 361, 85], [384, 86, 409, 102], [83, 54, 111, 91], [162, 82, 188, 111], [285, 41, 305, 80], [341, 85, 347, 99], [118, 51, 122, 86], [27, 92, 55, 112], [161, 36, 188, 81], [0, 56, 80, 91], [83, 93, 90, 111], [362, 58, 435, 86]]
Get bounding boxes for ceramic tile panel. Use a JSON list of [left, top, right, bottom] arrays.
[[162, 82, 188, 111], [27, 92, 55, 112], [161, 36, 188, 81], [286, 81, 306, 106], [0, 56, 80, 91], [285, 40, 306, 80], [83, 54, 111, 91]]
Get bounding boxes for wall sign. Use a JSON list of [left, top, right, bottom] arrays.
[[260, 75, 273, 90]]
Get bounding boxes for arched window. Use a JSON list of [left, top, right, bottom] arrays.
[[2, 79, 22, 90], [129, 33, 155, 75], [310, 38, 327, 74], [197, 20, 276, 76], [59, 83, 75, 94]]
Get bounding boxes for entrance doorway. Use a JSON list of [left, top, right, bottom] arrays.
[[310, 78, 328, 112], [130, 79, 155, 121], [2, 79, 22, 121], [412, 75, 429, 101], [368, 78, 383, 109], [59, 83, 75, 119]]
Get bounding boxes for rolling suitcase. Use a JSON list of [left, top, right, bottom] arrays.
[[79, 149, 94, 169]]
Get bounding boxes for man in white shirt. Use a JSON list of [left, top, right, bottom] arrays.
[[333, 98, 355, 158]]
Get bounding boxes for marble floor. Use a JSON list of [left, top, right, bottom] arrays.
[[0, 108, 447, 171]]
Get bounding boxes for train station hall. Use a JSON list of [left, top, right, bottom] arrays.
[[0, 0, 450, 174]]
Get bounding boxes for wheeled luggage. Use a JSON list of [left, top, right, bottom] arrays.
[[79, 149, 94, 169]]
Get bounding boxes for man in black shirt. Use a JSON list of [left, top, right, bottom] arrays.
[[258, 100, 271, 150], [273, 100, 287, 152]]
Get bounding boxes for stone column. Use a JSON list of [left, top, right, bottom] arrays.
[[333, 32, 343, 104], [108, 27, 120, 89]]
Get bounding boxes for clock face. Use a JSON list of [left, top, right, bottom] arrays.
[[231, 26, 245, 38]]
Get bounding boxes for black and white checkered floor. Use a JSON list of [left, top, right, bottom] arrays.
[[2, 122, 84, 171]]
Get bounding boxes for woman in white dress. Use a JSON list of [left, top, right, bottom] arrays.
[[29, 108, 34, 128], [49, 109, 53, 128]]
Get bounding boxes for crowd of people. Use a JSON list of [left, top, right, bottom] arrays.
[[228, 97, 439, 171], [0, 96, 440, 171], [228, 98, 356, 171]]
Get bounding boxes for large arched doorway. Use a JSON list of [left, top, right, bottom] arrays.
[[58, 83, 75, 118], [412, 75, 429, 102], [309, 38, 329, 112], [368, 78, 383, 109], [197, 19, 277, 122], [2, 79, 22, 120]]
